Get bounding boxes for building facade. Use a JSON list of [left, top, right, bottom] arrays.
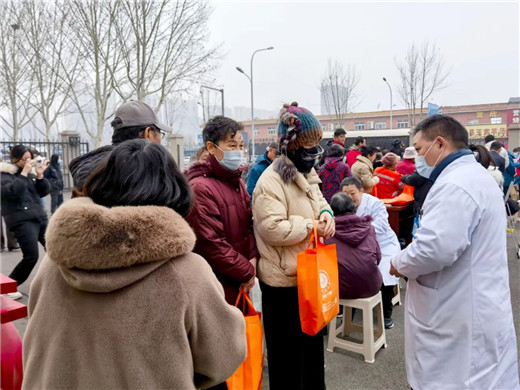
[[240, 99, 520, 156]]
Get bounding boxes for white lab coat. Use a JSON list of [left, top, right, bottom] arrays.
[[392, 154, 519, 390], [356, 193, 400, 286]]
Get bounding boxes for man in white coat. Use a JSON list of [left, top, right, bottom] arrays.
[[340, 176, 401, 329], [390, 115, 519, 389]]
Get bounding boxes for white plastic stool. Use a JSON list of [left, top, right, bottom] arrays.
[[326, 292, 387, 363], [391, 282, 401, 306]]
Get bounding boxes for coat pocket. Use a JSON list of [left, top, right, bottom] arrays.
[[407, 279, 439, 327]]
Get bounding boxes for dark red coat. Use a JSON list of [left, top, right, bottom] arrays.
[[185, 155, 258, 304], [326, 214, 382, 299]]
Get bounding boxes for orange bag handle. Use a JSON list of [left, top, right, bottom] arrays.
[[234, 288, 258, 316], [305, 221, 324, 250]]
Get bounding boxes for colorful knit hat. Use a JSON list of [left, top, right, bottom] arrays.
[[382, 152, 399, 166], [278, 102, 323, 151]]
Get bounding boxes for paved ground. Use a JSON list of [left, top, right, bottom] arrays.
[[1, 192, 519, 389]]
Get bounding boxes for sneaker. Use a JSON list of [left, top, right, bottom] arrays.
[[5, 291, 23, 300], [384, 318, 394, 329]]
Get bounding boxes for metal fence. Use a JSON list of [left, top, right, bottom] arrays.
[[0, 139, 89, 190]]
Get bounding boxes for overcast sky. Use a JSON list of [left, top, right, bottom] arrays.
[[205, 1, 520, 116]]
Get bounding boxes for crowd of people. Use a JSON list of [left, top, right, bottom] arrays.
[[1, 100, 519, 389]]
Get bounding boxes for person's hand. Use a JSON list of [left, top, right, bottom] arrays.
[[390, 263, 405, 278], [20, 158, 34, 177], [240, 276, 255, 293], [318, 212, 335, 239], [35, 158, 48, 179]]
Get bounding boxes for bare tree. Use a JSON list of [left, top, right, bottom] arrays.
[[115, 0, 219, 113], [0, 3, 35, 141], [66, 0, 129, 148], [320, 58, 360, 127], [396, 41, 450, 126], [12, 0, 83, 141]]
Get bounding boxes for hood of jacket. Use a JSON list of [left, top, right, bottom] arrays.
[[0, 162, 19, 175], [185, 154, 243, 185], [356, 155, 373, 169], [45, 197, 196, 293], [272, 155, 322, 186], [322, 157, 343, 172], [333, 214, 373, 247]]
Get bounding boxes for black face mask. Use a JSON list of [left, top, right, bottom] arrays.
[[290, 146, 319, 174]]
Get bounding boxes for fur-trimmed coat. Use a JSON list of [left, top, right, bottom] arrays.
[[23, 197, 247, 390], [0, 162, 50, 226], [252, 156, 331, 287]]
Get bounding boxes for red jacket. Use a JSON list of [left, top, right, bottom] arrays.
[[185, 155, 258, 304], [396, 159, 415, 175], [374, 166, 404, 199], [346, 149, 361, 169]]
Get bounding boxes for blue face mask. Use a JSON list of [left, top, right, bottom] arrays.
[[213, 144, 245, 172], [415, 140, 444, 179]]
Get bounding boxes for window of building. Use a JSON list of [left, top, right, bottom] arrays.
[[491, 117, 502, 124], [268, 127, 276, 135], [329, 123, 335, 131], [468, 119, 479, 125], [254, 129, 260, 136], [397, 120, 408, 128], [354, 122, 365, 130], [375, 122, 386, 129]]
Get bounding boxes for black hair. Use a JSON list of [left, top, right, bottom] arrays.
[[334, 128, 346, 137], [30, 148, 40, 156], [203, 116, 243, 145], [9, 144, 32, 163], [360, 145, 378, 157], [472, 145, 494, 168], [413, 115, 469, 149], [484, 134, 495, 144], [325, 144, 346, 158], [50, 154, 60, 166], [513, 147, 520, 153], [354, 136, 365, 146], [490, 141, 503, 151], [82, 139, 192, 217], [330, 192, 356, 216], [340, 176, 363, 191]]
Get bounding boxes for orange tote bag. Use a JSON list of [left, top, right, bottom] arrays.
[[297, 224, 340, 336], [226, 289, 264, 390]]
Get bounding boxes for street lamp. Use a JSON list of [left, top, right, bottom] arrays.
[[236, 46, 274, 160], [201, 85, 225, 116], [382, 77, 393, 129]]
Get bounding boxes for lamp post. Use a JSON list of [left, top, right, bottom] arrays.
[[201, 85, 225, 116], [383, 77, 393, 129], [236, 46, 274, 160]]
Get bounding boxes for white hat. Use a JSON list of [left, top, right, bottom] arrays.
[[403, 146, 418, 159]]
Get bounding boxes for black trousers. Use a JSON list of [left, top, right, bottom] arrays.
[[381, 284, 395, 319], [8, 219, 47, 287], [260, 281, 325, 390], [1, 217, 18, 249], [50, 191, 64, 214]]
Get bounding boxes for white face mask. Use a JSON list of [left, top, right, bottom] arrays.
[[213, 143, 245, 172], [415, 140, 444, 179]]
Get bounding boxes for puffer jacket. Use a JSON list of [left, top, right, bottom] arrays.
[[326, 214, 382, 299], [351, 155, 379, 192], [252, 156, 331, 287], [318, 157, 352, 202], [0, 162, 51, 226], [185, 154, 258, 304], [69, 145, 115, 192]]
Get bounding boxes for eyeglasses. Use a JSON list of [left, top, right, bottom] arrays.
[[301, 145, 324, 161], [151, 127, 166, 140]]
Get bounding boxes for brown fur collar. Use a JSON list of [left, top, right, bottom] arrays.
[[0, 162, 19, 175], [272, 155, 321, 186], [46, 197, 196, 270]]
